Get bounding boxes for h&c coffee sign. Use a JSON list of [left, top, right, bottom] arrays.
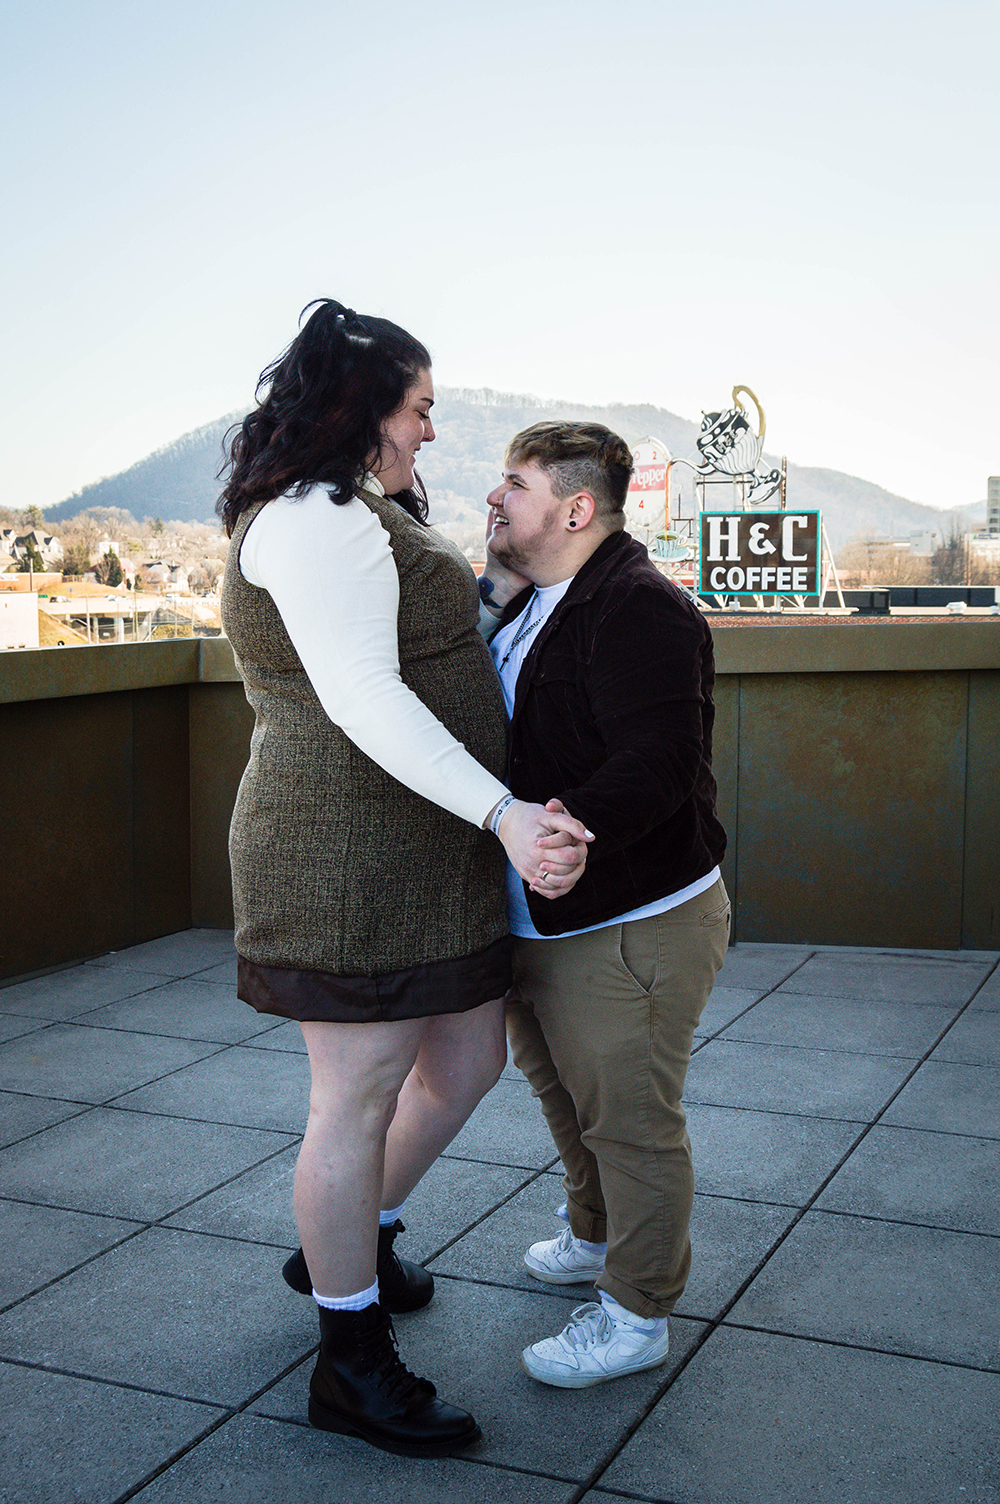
[[699, 511, 821, 595]]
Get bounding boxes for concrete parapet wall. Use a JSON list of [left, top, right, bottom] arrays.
[[2, 625, 998, 980]]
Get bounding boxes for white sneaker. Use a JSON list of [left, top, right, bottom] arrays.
[[524, 1226, 605, 1285], [521, 1301, 670, 1388]]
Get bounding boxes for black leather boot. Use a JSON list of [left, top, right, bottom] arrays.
[[282, 1220, 434, 1313], [308, 1302, 480, 1456]]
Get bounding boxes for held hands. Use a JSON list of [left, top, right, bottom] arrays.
[[492, 797, 594, 900]]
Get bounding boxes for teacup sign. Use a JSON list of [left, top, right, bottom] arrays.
[[697, 386, 782, 506]]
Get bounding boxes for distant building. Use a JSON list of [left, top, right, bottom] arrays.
[[908, 530, 941, 557], [1, 593, 40, 650], [988, 476, 999, 535], [14, 530, 64, 566]]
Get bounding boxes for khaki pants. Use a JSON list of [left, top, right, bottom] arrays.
[[507, 878, 730, 1318]]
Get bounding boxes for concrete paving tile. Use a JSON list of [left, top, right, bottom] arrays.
[[0, 1198, 142, 1307], [693, 985, 765, 1037], [719, 992, 959, 1057], [428, 1175, 590, 1295], [685, 1039, 911, 1120], [710, 946, 813, 993], [727, 1209, 1000, 1367], [83, 979, 273, 1044], [881, 1061, 1000, 1138], [0, 1090, 88, 1149], [816, 1124, 1000, 1235], [969, 966, 1000, 1011], [0, 1226, 318, 1406], [132, 1412, 577, 1504], [775, 952, 993, 1005], [240, 1019, 308, 1053], [0, 1105, 295, 1220], [164, 1143, 300, 1245], [87, 928, 236, 977], [0, 1014, 49, 1044], [0, 964, 167, 1020], [676, 1196, 799, 1322], [0, 1359, 223, 1504], [114, 1044, 311, 1131], [443, 1077, 560, 1169], [595, 1326, 1000, 1504], [0, 1023, 221, 1103], [929, 1009, 1000, 1064], [252, 1280, 707, 1480], [389, 1156, 540, 1264], [686, 1102, 861, 1204], [186, 957, 239, 985]]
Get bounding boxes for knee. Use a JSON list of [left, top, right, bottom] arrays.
[[307, 1075, 400, 1142]]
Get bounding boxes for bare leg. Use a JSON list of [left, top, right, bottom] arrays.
[[380, 998, 507, 1211], [295, 1017, 425, 1297]]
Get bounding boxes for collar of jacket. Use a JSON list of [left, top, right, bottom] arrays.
[[497, 528, 640, 630]]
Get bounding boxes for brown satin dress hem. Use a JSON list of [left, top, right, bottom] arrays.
[[237, 934, 512, 1024]]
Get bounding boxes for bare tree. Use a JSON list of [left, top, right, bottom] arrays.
[[837, 534, 930, 588], [930, 526, 968, 585]]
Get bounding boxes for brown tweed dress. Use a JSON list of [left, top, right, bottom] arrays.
[[221, 486, 511, 1023]]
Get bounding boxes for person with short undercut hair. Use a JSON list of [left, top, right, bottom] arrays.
[[479, 419, 729, 1388]]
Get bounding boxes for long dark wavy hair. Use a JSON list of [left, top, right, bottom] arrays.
[[217, 300, 431, 535]]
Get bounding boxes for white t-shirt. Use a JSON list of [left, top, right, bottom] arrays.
[[239, 479, 509, 830], [490, 579, 719, 939]]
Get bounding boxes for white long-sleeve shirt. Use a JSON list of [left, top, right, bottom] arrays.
[[239, 481, 509, 829]]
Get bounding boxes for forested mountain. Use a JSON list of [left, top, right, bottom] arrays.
[[44, 389, 985, 553]]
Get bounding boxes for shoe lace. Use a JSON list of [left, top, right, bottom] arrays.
[[358, 1313, 434, 1406], [557, 1303, 613, 1353]]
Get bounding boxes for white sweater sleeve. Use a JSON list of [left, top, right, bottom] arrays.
[[239, 488, 510, 828]]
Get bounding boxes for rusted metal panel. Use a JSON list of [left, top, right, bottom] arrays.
[[734, 671, 968, 948], [712, 674, 739, 932], [962, 671, 1000, 949]]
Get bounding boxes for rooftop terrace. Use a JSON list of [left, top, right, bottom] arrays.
[[2, 621, 999, 1500], [2, 929, 998, 1503]]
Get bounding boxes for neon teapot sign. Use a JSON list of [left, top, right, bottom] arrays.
[[696, 385, 782, 506]]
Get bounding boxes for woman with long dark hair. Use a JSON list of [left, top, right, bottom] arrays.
[[218, 300, 590, 1457]]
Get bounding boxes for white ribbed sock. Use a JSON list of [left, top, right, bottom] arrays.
[[379, 1202, 406, 1227], [600, 1291, 668, 1336], [312, 1279, 379, 1311]]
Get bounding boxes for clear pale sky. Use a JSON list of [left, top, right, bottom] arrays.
[[4, 0, 997, 514]]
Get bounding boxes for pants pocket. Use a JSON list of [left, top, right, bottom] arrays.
[[617, 921, 658, 994], [700, 898, 731, 929]]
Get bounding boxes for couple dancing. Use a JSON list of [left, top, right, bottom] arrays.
[[219, 300, 728, 1458]]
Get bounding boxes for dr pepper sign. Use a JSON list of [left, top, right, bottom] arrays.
[[699, 511, 821, 595]]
